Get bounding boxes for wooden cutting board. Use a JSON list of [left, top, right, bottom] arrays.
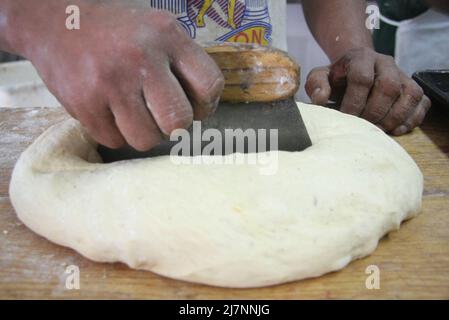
[[0, 106, 448, 299]]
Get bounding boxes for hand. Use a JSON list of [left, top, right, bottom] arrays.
[[13, 0, 224, 150], [305, 47, 431, 136]]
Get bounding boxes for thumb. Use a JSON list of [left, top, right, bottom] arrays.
[[305, 67, 332, 106]]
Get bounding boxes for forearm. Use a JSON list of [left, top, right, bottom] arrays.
[[302, 0, 373, 63], [0, 0, 21, 53], [0, 0, 78, 58]]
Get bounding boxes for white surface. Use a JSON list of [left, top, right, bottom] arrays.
[[0, 61, 60, 108], [10, 103, 422, 288], [286, 3, 330, 102], [395, 9, 449, 76]]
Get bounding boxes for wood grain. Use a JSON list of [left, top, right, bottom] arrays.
[[0, 106, 448, 299], [205, 43, 300, 103]]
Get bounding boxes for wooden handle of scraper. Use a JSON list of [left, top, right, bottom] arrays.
[[204, 43, 300, 103]]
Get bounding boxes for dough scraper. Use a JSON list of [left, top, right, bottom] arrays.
[[99, 43, 312, 162]]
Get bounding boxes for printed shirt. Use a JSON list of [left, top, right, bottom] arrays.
[[148, 0, 287, 50]]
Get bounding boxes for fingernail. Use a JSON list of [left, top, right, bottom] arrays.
[[209, 96, 220, 113], [202, 96, 220, 120], [394, 125, 408, 136]]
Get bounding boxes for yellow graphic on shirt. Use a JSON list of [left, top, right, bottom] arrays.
[[197, 0, 237, 29], [147, 0, 273, 46], [226, 25, 270, 46]]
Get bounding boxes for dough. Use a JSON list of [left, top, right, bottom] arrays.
[[9, 103, 423, 288]]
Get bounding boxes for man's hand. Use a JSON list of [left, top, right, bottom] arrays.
[[305, 48, 431, 136], [1, 0, 224, 150]]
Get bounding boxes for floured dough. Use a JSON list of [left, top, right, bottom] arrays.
[[9, 103, 423, 288]]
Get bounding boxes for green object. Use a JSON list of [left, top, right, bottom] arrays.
[[373, 0, 429, 56]]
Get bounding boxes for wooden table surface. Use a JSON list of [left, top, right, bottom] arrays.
[[0, 106, 448, 299]]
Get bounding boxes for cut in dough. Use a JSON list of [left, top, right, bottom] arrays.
[[9, 103, 423, 288]]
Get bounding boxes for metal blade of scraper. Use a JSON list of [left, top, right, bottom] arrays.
[[98, 97, 311, 162], [99, 43, 312, 162]]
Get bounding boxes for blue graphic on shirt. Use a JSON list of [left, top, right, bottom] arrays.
[[148, 0, 272, 45]]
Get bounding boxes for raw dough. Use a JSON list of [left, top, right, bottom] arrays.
[[9, 103, 423, 288]]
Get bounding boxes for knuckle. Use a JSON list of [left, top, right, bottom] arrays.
[[60, 82, 100, 108], [365, 106, 389, 122], [341, 102, 363, 116], [360, 47, 375, 58], [404, 80, 424, 102], [381, 54, 395, 64], [153, 11, 180, 33], [349, 71, 374, 88], [348, 47, 374, 60], [374, 76, 401, 98], [390, 108, 408, 125], [197, 74, 225, 104], [93, 69, 115, 92], [347, 47, 364, 58], [160, 109, 193, 134], [383, 113, 403, 131]]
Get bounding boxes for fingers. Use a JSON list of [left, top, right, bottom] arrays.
[[391, 95, 431, 136], [110, 91, 163, 151], [327, 48, 430, 135], [338, 51, 375, 116], [377, 71, 430, 135], [362, 56, 401, 124], [305, 67, 332, 105], [73, 104, 126, 149], [142, 64, 194, 136], [169, 32, 224, 120]]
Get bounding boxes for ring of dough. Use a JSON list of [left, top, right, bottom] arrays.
[[9, 103, 423, 288]]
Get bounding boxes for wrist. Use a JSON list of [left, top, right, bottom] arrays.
[[315, 32, 375, 64], [0, 0, 44, 57], [327, 41, 374, 64]]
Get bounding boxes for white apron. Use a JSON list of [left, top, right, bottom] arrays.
[[391, 9, 449, 76]]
